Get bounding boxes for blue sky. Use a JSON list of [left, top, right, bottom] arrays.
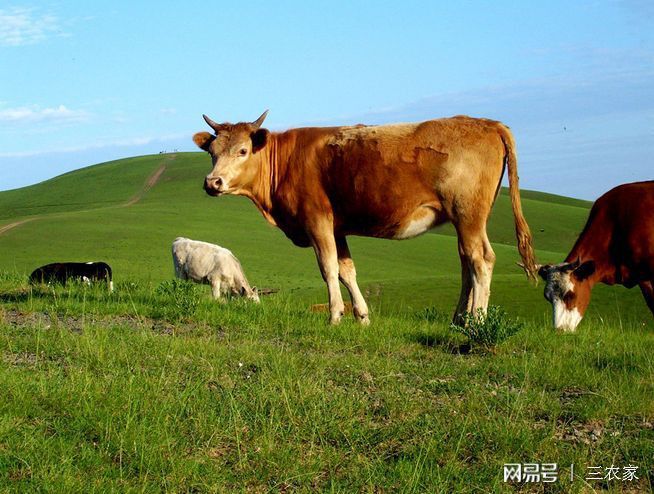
[[1, 1, 652, 199]]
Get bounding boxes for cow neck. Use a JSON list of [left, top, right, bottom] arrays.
[[239, 132, 283, 226], [564, 217, 612, 285]]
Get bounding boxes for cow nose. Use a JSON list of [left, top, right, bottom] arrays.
[[204, 176, 223, 192]]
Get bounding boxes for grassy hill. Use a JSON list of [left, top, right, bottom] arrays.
[[0, 155, 166, 220]]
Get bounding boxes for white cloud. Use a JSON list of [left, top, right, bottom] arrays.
[[0, 105, 89, 124], [0, 7, 63, 47]]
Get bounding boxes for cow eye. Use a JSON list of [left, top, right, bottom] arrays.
[[239, 148, 247, 156], [563, 291, 576, 304]]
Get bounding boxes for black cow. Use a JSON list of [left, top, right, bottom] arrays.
[[29, 262, 113, 291]]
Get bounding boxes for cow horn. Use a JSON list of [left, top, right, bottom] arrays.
[[516, 261, 543, 271], [251, 110, 269, 130], [203, 114, 222, 132], [517, 261, 543, 283]]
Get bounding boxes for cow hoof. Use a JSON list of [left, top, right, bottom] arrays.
[[355, 313, 370, 325], [330, 311, 344, 325]]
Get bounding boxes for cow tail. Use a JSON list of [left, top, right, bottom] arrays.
[[500, 126, 538, 282]]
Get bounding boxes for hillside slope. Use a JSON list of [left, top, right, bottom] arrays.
[[1, 153, 648, 323], [0, 155, 168, 220], [0, 152, 591, 250]]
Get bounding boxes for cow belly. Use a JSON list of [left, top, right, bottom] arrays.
[[394, 206, 439, 239]]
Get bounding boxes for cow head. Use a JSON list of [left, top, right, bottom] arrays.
[[247, 286, 261, 303], [193, 111, 269, 196], [538, 258, 596, 332]]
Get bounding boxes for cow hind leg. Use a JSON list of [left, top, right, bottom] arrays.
[[482, 232, 496, 300], [454, 226, 493, 323], [639, 281, 654, 315], [176, 268, 189, 281], [453, 250, 473, 325], [336, 236, 370, 325]]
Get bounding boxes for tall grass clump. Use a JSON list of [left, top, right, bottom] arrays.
[[155, 279, 201, 320], [450, 305, 523, 348]]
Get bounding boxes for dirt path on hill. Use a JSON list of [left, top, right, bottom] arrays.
[[124, 157, 170, 206], [0, 154, 174, 238], [0, 218, 36, 236]]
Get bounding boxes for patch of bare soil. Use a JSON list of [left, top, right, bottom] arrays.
[[555, 418, 607, 444], [0, 308, 205, 336], [310, 302, 353, 314], [3, 351, 41, 367], [1, 308, 97, 333]]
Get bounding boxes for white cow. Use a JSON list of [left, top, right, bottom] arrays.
[[171, 237, 260, 302]]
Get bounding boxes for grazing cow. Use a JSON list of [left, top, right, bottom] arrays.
[[171, 237, 260, 302], [194, 111, 537, 324], [538, 181, 654, 331], [29, 262, 113, 291]]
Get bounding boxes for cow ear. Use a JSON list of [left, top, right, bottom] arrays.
[[573, 260, 596, 281], [193, 132, 214, 151], [251, 129, 269, 153]]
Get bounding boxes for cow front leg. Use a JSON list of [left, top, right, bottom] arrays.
[[311, 230, 345, 325], [208, 276, 227, 304], [336, 236, 370, 325]]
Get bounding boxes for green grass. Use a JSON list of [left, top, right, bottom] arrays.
[[0, 279, 652, 492], [0, 153, 652, 492]]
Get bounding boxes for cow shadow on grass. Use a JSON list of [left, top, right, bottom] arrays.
[[410, 307, 472, 354], [0, 284, 114, 305], [411, 331, 472, 355], [0, 289, 30, 303]]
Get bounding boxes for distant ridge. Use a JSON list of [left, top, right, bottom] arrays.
[[0, 154, 186, 222], [0, 155, 174, 237]]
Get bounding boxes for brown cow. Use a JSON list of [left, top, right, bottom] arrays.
[[194, 111, 537, 324], [538, 181, 654, 331]]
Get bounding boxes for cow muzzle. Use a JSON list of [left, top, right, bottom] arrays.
[[552, 300, 582, 332], [204, 176, 224, 196]]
